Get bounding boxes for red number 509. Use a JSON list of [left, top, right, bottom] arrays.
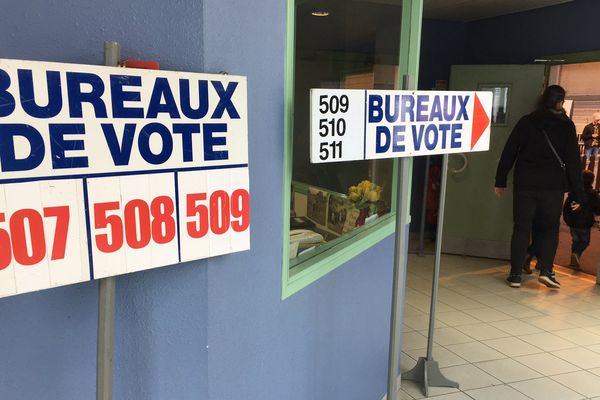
[[186, 189, 250, 238]]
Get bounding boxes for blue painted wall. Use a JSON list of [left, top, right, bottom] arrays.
[[0, 1, 396, 399], [419, 19, 467, 91], [466, 0, 600, 64]]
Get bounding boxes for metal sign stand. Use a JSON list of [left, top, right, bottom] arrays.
[[403, 153, 459, 396], [386, 156, 414, 400], [417, 155, 430, 257], [386, 75, 420, 400], [97, 41, 120, 400]]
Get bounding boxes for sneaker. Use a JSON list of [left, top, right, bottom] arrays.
[[571, 253, 581, 269], [523, 255, 533, 274], [538, 273, 560, 289], [506, 274, 522, 288]]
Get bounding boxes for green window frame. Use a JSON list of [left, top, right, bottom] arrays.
[[281, 0, 423, 299]]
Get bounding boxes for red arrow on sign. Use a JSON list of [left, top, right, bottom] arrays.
[[471, 94, 490, 150]]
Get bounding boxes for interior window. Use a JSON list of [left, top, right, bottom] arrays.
[[478, 84, 510, 125], [289, 0, 402, 268]]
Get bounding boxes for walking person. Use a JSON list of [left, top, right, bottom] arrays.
[[581, 112, 600, 172], [494, 85, 584, 289], [563, 170, 600, 269]]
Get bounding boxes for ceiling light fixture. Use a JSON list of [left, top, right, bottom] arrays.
[[311, 10, 330, 17]]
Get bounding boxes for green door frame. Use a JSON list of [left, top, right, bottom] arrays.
[[281, 0, 423, 299]]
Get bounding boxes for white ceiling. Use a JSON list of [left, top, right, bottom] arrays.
[[423, 0, 574, 22]]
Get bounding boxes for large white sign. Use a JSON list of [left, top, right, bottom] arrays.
[[0, 59, 250, 298], [310, 89, 493, 163]]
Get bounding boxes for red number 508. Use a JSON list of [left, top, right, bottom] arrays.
[[94, 196, 176, 253], [186, 189, 250, 238]]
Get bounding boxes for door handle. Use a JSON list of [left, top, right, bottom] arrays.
[[449, 153, 468, 174]]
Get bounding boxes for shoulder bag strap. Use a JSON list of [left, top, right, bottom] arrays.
[[541, 128, 566, 171]]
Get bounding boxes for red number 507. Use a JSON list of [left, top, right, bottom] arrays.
[[186, 189, 250, 238], [0, 206, 70, 270]]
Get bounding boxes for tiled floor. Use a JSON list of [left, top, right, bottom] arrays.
[[398, 254, 600, 400]]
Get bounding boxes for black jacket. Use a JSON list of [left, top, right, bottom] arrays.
[[581, 123, 600, 149], [495, 109, 585, 203], [563, 186, 600, 229]]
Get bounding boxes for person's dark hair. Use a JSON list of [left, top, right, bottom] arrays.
[[583, 169, 595, 187], [537, 85, 566, 111]]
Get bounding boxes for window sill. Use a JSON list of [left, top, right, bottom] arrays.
[[282, 212, 395, 299]]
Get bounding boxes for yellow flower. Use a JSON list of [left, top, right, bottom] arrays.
[[347, 180, 383, 207], [368, 190, 379, 202]]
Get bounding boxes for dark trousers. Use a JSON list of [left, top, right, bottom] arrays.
[[570, 227, 591, 256], [526, 217, 541, 257], [510, 190, 564, 276]]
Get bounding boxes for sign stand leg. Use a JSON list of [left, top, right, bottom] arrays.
[[97, 276, 116, 400], [403, 154, 459, 396], [97, 41, 120, 400], [386, 157, 413, 400], [417, 156, 430, 257]]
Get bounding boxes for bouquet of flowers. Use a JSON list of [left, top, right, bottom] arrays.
[[347, 180, 382, 216]]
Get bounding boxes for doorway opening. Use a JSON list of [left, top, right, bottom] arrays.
[[549, 61, 600, 275]]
